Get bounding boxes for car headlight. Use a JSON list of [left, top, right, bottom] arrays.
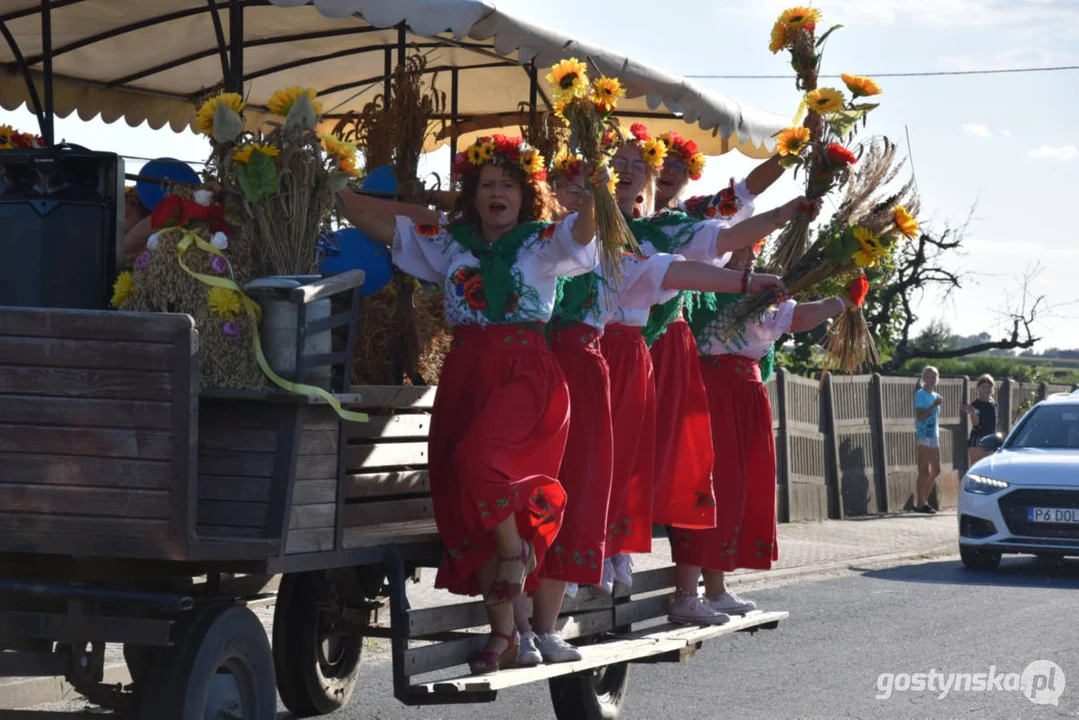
[[964, 473, 1010, 495]]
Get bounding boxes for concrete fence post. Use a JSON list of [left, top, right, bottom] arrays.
[[959, 376, 971, 477], [869, 373, 888, 513], [821, 372, 844, 519], [999, 378, 1014, 434], [774, 367, 791, 523]]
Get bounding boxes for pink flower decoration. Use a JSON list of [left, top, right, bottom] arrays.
[[222, 321, 241, 339], [211, 256, 228, 274], [135, 252, 151, 270]]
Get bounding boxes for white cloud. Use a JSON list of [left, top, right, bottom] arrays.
[[962, 123, 993, 138], [966, 239, 1045, 254], [1002, 129, 1012, 137], [1027, 145, 1079, 161]]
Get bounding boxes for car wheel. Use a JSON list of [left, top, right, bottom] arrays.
[[960, 545, 1001, 571]]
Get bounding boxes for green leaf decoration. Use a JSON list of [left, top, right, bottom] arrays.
[[235, 163, 257, 203], [816, 24, 844, 47], [285, 92, 318, 131], [825, 226, 860, 264], [827, 106, 874, 138], [778, 155, 803, 170], [246, 149, 279, 202], [212, 101, 244, 144], [326, 170, 350, 193]]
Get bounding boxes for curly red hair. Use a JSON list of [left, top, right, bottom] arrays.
[[452, 160, 554, 225]]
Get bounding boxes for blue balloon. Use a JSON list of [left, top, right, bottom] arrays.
[[319, 228, 394, 296], [136, 158, 200, 211]]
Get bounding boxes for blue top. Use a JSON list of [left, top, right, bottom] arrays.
[[914, 388, 941, 439]]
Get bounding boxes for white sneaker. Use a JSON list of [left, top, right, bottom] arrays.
[[707, 591, 757, 615], [612, 553, 633, 589], [599, 558, 615, 595], [534, 631, 583, 663], [564, 582, 579, 599], [517, 631, 543, 667], [668, 594, 731, 626]]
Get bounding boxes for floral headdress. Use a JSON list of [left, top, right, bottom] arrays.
[[452, 134, 547, 182], [658, 131, 705, 180], [549, 147, 584, 184], [605, 122, 668, 170], [0, 124, 45, 150]]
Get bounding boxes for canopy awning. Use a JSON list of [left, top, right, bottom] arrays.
[[0, 0, 787, 158]]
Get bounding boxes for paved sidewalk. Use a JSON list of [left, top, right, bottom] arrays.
[[2, 511, 957, 709]]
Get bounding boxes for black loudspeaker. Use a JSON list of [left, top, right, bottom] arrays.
[[0, 146, 124, 310]]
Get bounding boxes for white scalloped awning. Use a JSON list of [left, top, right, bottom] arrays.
[[0, 0, 786, 158]]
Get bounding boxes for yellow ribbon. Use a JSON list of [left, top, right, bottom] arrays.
[[792, 96, 808, 125], [175, 230, 369, 423]]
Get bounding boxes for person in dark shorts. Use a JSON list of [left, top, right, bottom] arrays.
[[962, 374, 998, 466]]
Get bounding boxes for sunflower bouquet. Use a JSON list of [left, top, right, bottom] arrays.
[[547, 58, 636, 280], [767, 6, 883, 273], [194, 87, 360, 278], [0, 124, 45, 150]]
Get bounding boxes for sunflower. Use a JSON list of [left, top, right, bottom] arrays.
[[0, 124, 13, 149], [806, 88, 845, 114], [775, 126, 811, 156], [841, 73, 882, 98], [477, 141, 496, 162], [546, 58, 590, 103], [519, 148, 546, 177], [591, 76, 626, 113], [267, 86, 324, 117], [687, 153, 706, 180], [778, 6, 821, 30], [852, 226, 887, 267], [769, 21, 789, 54], [552, 147, 572, 173], [110, 271, 133, 308], [338, 155, 362, 177], [893, 205, 919, 239], [466, 143, 485, 165], [553, 101, 567, 119], [207, 287, 243, 318], [606, 169, 620, 195], [232, 142, 281, 165], [641, 139, 668, 168], [319, 132, 358, 163], [195, 92, 245, 136]]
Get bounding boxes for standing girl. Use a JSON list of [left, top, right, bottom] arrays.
[[962, 374, 998, 466], [915, 366, 943, 513], [336, 134, 600, 675], [671, 242, 855, 623]]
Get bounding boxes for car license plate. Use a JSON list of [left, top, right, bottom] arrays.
[[1028, 507, 1079, 524]]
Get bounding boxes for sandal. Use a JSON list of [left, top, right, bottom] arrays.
[[484, 539, 536, 607], [468, 630, 520, 675]]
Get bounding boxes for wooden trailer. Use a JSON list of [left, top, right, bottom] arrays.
[[0, 281, 785, 719]]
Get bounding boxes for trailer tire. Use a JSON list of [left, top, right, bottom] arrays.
[[549, 661, 630, 720], [140, 604, 276, 720], [274, 572, 363, 716]]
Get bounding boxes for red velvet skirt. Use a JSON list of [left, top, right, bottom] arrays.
[[670, 355, 778, 571], [600, 325, 654, 555], [542, 323, 613, 584], [648, 318, 716, 529], [430, 325, 569, 596]]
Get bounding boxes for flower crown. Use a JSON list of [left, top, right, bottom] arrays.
[[0, 124, 45, 150], [452, 135, 547, 182], [603, 123, 668, 170], [658, 131, 706, 180], [549, 147, 584, 183]]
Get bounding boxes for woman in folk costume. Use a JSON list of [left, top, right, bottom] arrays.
[[515, 142, 788, 666], [670, 241, 855, 623], [548, 148, 589, 220], [336, 135, 601, 675], [600, 124, 811, 598]]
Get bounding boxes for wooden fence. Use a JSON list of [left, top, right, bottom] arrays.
[[768, 373, 1076, 522]]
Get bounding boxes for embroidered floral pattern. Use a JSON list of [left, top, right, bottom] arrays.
[[694, 491, 717, 508], [445, 536, 475, 560]]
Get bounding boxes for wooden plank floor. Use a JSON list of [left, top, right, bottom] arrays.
[[409, 610, 788, 696]]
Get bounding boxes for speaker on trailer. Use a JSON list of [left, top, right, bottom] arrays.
[[0, 146, 124, 310]]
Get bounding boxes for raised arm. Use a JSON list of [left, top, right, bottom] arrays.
[[662, 260, 785, 295], [570, 167, 607, 246], [123, 215, 154, 264], [334, 190, 401, 246], [745, 155, 785, 197], [789, 295, 851, 334], [714, 196, 812, 254]]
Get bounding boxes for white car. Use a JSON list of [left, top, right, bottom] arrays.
[[958, 390, 1079, 570]]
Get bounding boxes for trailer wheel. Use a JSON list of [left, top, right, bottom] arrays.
[[549, 661, 631, 720], [273, 572, 363, 716], [140, 604, 276, 720]]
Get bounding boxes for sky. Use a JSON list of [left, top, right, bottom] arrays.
[[4, 0, 1077, 350]]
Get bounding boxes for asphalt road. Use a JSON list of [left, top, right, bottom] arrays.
[[39, 553, 1079, 719]]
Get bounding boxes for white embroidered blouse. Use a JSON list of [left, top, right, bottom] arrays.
[[391, 215, 598, 327], [695, 298, 797, 359]]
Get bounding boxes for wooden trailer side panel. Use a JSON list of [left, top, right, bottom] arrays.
[[0, 307, 197, 559]]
